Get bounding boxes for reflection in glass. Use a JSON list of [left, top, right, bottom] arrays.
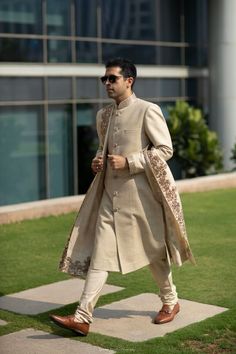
[[186, 78, 209, 113], [48, 105, 74, 198], [77, 104, 98, 193], [75, 0, 97, 37], [101, 0, 181, 42], [185, 46, 208, 67], [0, 38, 43, 62], [47, 40, 71, 62], [102, 43, 181, 65], [0, 106, 46, 205], [47, 0, 71, 35], [184, 0, 208, 45], [48, 78, 72, 100], [0, 78, 43, 101], [0, 0, 42, 34], [76, 41, 98, 63], [135, 79, 181, 99], [76, 78, 98, 99]]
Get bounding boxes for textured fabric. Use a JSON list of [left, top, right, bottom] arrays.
[[59, 93, 195, 277], [91, 94, 170, 273], [74, 268, 108, 324], [149, 254, 178, 307]]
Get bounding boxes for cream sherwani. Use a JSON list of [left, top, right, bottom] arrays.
[[59, 93, 194, 279], [90, 93, 173, 273], [60, 92, 195, 324]]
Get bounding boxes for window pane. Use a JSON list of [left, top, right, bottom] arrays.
[[76, 41, 98, 63], [134, 79, 181, 99], [48, 105, 74, 198], [0, 106, 46, 205], [186, 78, 209, 113], [48, 78, 72, 100], [0, 78, 43, 101], [76, 78, 98, 99], [101, 0, 181, 42], [0, 0, 42, 34], [75, 0, 97, 37], [47, 40, 71, 62], [47, 0, 71, 36], [185, 46, 208, 67], [77, 104, 98, 193], [102, 44, 181, 65], [184, 0, 208, 45], [0, 38, 43, 62]]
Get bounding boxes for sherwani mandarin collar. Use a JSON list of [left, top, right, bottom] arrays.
[[116, 92, 137, 110]]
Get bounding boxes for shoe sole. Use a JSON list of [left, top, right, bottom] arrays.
[[50, 316, 88, 336]]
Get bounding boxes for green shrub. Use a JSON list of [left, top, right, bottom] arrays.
[[230, 141, 236, 168], [167, 101, 223, 178]]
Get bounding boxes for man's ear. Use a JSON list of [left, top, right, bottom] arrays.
[[126, 77, 134, 88]]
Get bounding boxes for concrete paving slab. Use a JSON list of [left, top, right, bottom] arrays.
[[0, 279, 123, 315], [0, 319, 7, 326], [0, 329, 115, 354], [92, 293, 228, 342]]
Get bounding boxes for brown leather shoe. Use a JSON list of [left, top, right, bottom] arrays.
[[49, 314, 89, 336], [154, 303, 180, 324]]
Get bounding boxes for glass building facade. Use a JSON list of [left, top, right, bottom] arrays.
[[0, 0, 208, 205]]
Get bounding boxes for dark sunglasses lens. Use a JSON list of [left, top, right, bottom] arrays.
[[100, 76, 107, 84], [100, 75, 118, 84], [108, 75, 116, 83]]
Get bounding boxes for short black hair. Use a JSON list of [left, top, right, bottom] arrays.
[[105, 58, 137, 87]]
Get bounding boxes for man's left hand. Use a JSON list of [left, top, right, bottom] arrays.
[[107, 154, 128, 170]]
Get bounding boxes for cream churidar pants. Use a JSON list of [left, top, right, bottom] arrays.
[[74, 259, 178, 324]]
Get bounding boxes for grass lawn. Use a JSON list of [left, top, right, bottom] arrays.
[[0, 188, 236, 353]]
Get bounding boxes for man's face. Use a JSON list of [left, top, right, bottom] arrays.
[[103, 66, 133, 103]]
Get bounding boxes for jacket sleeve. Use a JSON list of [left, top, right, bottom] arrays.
[[126, 104, 173, 175]]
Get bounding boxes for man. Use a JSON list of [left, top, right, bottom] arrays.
[[50, 58, 195, 336]]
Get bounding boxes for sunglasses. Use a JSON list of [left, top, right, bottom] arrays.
[[100, 75, 123, 84]]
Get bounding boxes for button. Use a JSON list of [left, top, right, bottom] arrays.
[[113, 207, 120, 212], [113, 191, 119, 196], [113, 143, 118, 147]]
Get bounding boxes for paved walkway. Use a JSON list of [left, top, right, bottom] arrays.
[[92, 294, 227, 342], [0, 329, 115, 354], [0, 279, 228, 351], [0, 278, 123, 315]]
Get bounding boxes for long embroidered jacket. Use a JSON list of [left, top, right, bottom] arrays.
[[59, 95, 195, 277]]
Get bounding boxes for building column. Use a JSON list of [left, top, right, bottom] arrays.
[[209, 0, 236, 170]]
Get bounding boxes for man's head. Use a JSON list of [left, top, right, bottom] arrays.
[[100, 58, 137, 104]]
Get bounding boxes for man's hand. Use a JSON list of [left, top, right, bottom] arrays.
[[107, 154, 128, 170], [91, 155, 103, 173]]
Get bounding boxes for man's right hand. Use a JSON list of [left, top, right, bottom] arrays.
[[91, 155, 103, 173]]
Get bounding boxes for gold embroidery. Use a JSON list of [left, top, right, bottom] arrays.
[[145, 149, 195, 264], [146, 150, 187, 237], [100, 105, 113, 143], [60, 256, 91, 278]]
